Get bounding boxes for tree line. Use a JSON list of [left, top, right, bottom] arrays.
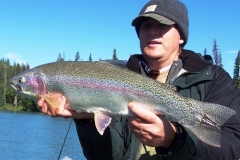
[[56, 48, 118, 62], [1, 45, 240, 112], [233, 50, 240, 88], [204, 39, 240, 87], [0, 59, 35, 111]]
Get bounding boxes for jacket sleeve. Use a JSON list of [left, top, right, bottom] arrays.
[[161, 66, 240, 160], [196, 66, 240, 159], [155, 123, 197, 160]]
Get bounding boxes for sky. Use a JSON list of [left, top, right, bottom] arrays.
[[0, 0, 240, 77]]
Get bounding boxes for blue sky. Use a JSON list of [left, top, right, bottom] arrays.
[[1, 0, 240, 77]]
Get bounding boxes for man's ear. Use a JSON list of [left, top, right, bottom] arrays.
[[179, 39, 184, 44]]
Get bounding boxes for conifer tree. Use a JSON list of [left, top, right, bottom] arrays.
[[218, 52, 223, 67], [203, 48, 207, 55], [112, 49, 118, 60], [212, 39, 223, 67], [26, 63, 30, 70], [75, 51, 80, 61], [0, 58, 38, 109], [233, 50, 240, 88], [212, 39, 219, 65], [2, 63, 7, 104], [56, 52, 65, 62], [89, 53, 92, 62]]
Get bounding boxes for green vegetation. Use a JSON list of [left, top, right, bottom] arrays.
[[0, 103, 23, 111], [0, 103, 39, 112], [0, 59, 37, 112], [112, 49, 118, 60], [233, 50, 240, 89], [212, 39, 223, 67]]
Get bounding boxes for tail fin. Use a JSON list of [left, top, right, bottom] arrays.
[[199, 101, 236, 126], [184, 101, 236, 147]]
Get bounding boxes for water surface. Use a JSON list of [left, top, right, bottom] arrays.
[[0, 111, 85, 160]]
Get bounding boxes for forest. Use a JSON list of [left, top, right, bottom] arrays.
[[0, 45, 240, 112]]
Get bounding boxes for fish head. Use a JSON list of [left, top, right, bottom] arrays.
[[10, 70, 46, 100]]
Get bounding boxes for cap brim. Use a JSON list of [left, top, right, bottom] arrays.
[[132, 13, 175, 26]]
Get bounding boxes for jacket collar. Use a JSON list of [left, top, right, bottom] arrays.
[[126, 49, 210, 73]]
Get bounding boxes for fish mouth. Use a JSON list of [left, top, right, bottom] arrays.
[[10, 82, 23, 92]]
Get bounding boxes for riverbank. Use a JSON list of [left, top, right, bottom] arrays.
[[0, 103, 25, 112], [0, 103, 40, 112]]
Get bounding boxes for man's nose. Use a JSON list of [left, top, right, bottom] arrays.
[[148, 26, 161, 36]]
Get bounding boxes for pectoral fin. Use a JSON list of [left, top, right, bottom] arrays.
[[41, 93, 64, 114]]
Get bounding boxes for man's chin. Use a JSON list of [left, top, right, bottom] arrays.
[[143, 53, 163, 60]]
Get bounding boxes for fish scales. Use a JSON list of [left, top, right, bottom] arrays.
[[10, 60, 236, 147], [37, 61, 194, 118]]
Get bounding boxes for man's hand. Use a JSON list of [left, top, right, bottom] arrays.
[[37, 95, 93, 119], [128, 102, 176, 148]]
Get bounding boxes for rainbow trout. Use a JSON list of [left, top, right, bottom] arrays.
[[10, 60, 236, 147]]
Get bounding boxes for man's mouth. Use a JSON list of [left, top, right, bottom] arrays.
[[147, 40, 162, 47], [148, 40, 161, 45]]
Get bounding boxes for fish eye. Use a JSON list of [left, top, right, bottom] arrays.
[[18, 77, 26, 83]]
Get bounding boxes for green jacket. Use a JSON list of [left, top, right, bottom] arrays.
[[74, 49, 240, 160]]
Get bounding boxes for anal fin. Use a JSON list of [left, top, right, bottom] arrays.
[[94, 111, 112, 135]]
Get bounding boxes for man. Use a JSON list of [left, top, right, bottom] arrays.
[[38, 0, 240, 159]]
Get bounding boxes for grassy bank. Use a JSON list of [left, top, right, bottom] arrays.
[[0, 103, 24, 111]]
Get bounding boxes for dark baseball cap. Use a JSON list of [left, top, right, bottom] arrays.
[[132, 5, 175, 26], [132, 0, 189, 46]]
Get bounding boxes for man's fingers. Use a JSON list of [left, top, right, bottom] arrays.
[[128, 101, 159, 123], [37, 98, 45, 107], [37, 94, 94, 119], [55, 96, 67, 116]]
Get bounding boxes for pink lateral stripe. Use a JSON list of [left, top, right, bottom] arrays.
[[59, 78, 148, 98]]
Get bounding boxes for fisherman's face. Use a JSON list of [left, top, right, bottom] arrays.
[[139, 18, 184, 68]]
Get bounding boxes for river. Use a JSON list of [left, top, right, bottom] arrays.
[[0, 111, 86, 160]]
